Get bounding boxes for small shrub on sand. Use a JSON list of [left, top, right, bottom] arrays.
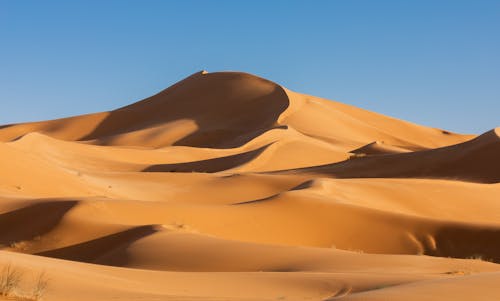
[[445, 270, 471, 276], [467, 254, 492, 262], [0, 263, 23, 297], [348, 153, 367, 159], [31, 271, 49, 301], [0, 264, 48, 300]]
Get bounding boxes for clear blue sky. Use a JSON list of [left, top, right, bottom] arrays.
[[1, 1, 499, 134]]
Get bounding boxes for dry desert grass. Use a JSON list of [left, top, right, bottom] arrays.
[[0, 264, 48, 301]]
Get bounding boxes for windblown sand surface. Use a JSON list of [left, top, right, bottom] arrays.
[[0, 71, 499, 300]]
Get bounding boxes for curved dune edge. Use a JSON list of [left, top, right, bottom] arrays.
[[0, 71, 292, 149], [0, 71, 498, 301], [279, 127, 500, 183], [350, 140, 412, 155]]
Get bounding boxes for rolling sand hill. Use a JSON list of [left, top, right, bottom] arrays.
[[0, 71, 499, 301]]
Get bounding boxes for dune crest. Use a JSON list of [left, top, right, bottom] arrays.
[[0, 71, 498, 301]]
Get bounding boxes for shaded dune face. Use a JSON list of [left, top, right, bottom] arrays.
[[143, 143, 272, 173], [36, 225, 160, 265], [84, 72, 290, 148], [425, 224, 500, 262], [0, 71, 290, 148], [350, 141, 412, 155], [291, 128, 500, 183], [0, 71, 499, 301], [0, 201, 77, 247]]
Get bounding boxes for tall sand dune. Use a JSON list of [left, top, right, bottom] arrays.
[[0, 71, 498, 300]]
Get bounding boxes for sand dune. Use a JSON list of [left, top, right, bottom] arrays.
[[350, 140, 412, 155], [290, 127, 500, 183], [0, 71, 498, 300]]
